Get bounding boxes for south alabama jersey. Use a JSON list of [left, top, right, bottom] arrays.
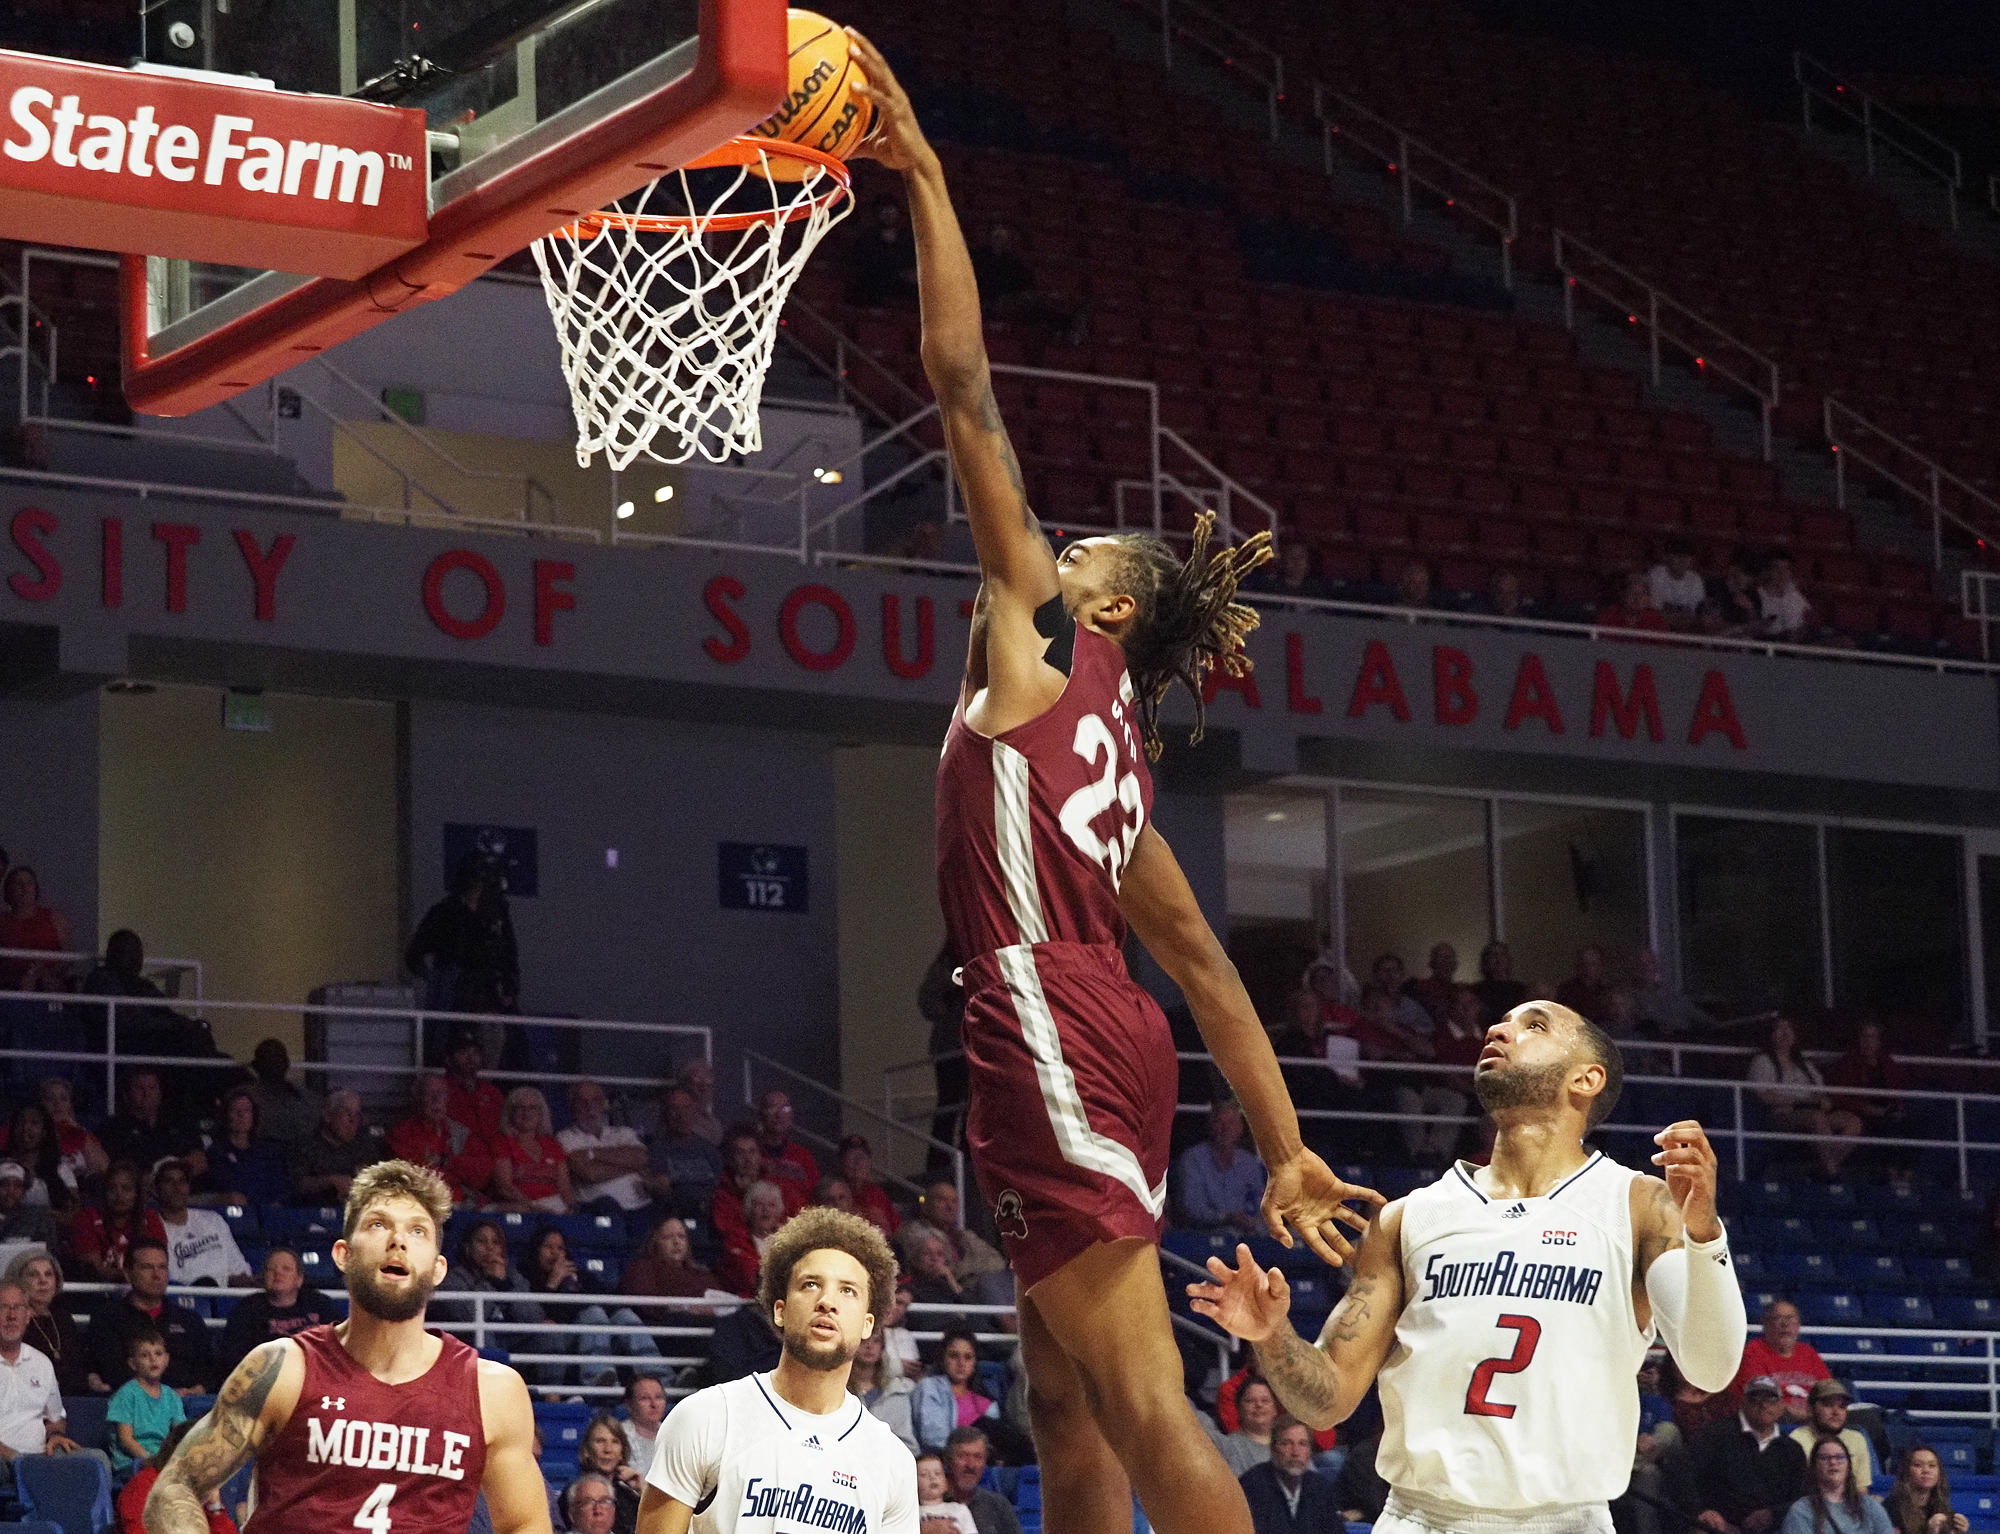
[[646, 1372, 917, 1534], [1378, 1153, 1651, 1514]]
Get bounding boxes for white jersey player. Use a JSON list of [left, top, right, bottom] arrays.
[[637, 1209, 916, 1534], [1191, 1001, 1749, 1534]]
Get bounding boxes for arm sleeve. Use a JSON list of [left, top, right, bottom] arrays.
[[644, 1388, 723, 1507], [1646, 1230, 1748, 1394]]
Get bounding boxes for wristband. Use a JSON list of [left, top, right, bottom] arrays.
[[1684, 1224, 1730, 1259]]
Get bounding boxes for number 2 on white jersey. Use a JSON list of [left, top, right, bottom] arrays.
[[1464, 1313, 1542, 1418], [354, 1482, 396, 1534]]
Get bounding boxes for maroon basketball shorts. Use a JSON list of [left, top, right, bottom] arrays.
[[959, 940, 1177, 1290]]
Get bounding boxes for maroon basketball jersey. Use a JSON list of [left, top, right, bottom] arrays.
[[937, 624, 1154, 960], [244, 1326, 486, 1534]]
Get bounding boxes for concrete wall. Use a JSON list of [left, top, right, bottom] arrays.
[[0, 691, 101, 957]]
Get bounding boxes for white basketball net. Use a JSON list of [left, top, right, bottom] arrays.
[[531, 146, 853, 470]]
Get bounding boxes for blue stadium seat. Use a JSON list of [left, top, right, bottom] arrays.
[[578, 1254, 621, 1287], [975, 1361, 1008, 1403], [1817, 1218, 1882, 1251], [58, 1400, 105, 1453], [1015, 1467, 1042, 1511], [262, 1206, 343, 1243], [219, 1204, 261, 1240], [295, 1248, 334, 1282], [1771, 1253, 1837, 1283], [1873, 1184, 1931, 1219], [558, 1213, 627, 1248], [10, 1519, 63, 1534], [1162, 1232, 1234, 1268], [478, 1349, 511, 1365], [1815, 1184, 1859, 1210], [1739, 1181, 1796, 1215], [1743, 1286, 1787, 1319], [1905, 1221, 1952, 1253], [490, 1211, 535, 1240], [182, 1395, 217, 1420], [1864, 1292, 1935, 1327], [1839, 1254, 1906, 1286], [1730, 1251, 1767, 1282], [1794, 1289, 1864, 1327], [16, 1453, 112, 1534], [1939, 1296, 2000, 1329], [1955, 1492, 2000, 1523], [1735, 1218, 1793, 1251], [1911, 1256, 1980, 1291], [1932, 1440, 1980, 1478], [980, 1467, 1019, 1501]]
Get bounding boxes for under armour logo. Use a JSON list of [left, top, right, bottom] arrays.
[[320, 1396, 345, 1410], [1501, 1202, 1528, 1219], [995, 1189, 1029, 1243]]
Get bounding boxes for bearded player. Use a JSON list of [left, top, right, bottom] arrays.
[[636, 1207, 914, 1534], [1190, 1003, 1750, 1534], [144, 1161, 547, 1534], [847, 32, 1381, 1534]]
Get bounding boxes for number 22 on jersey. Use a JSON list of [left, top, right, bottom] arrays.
[[1058, 710, 1144, 888]]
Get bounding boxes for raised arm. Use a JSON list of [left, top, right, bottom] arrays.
[[1187, 1201, 1406, 1431], [1634, 1121, 1744, 1393], [1121, 824, 1382, 1263], [477, 1360, 553, 1534], [145, 1340, 299, 1534], [846, 30, 1056, 605]]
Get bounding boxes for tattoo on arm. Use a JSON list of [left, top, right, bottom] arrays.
[[972, 380, 1038, 535], [146, 1344, 284, 1534], [1328, 1270, 1381, 1344], [1252, 1323, 1341, 1426]]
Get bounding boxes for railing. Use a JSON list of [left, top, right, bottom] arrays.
[[0, 948, 203, 999], [1312, 81, 1519, 292], [1796, 54, 1963, 231], [1554, 230, 1781, 460], [0, 988, 710, 1113], [0, 248, 59, 423], [1145, 0, 1286, 141], [1964, 571, 2000, 663], [1826, 396, 2000, 574], [740, 1049, 966, 1223], [1809, 1328, 2000, 1424]]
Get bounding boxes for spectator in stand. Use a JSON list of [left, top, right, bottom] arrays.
[[72, 1159, 168, 1281], [1404, 943, 1461, 1027], [1175, 1098, 1266, 1235], [914, 1330, 998, 1453], [838, 1135, 901, 1237], [753, 1091, 820, 1195], [442, 1030, 507, 1149], [710, 1124, 803, 1243], [1734, 1300, 1830, 1425], [387, 1073, 492, 1205], [87, 1240, 213, 1394], [619, 1216, 719, 1326], [645, 1085, 724, 1219], [1555, 944, 1615, 1023], [1781, 1436, 1891, 1534], [1886, 1448, 1969, 1534], [620, 1375, 667, 1477], [435, 1218, 546, 1375], [0, 866, 71, 992], [6, 1250, 85, 1395], [560, 1080, 653, 1216], [152, 1159, 252, 1288], [1705, 551, 1763, 637], [1828, 1023, 1906, 1147], [576, 1412, 641, 1534], [406, 854, 519, 1018], [107, 1329, 184, 1473], [0, 1279, 79, 1485], [289, 1090, 386, 1206], [706, 1301, 780, 1384], [906, 1228, 975, 1338], [100, 1067, 205, 1177], [560, 1473, 616, 1534], [943, 1426, 1023, 1534], [242, 1039, 322, 1152], [215, 1246, 341, 1376], [523, 1223, 662, 1388], [849, 1329, 918, 1452], [0, 1160, 57, 1246], [899, 1180, 1010, 1303], [1369, 955, 1435, 1036], [1470, 942, 1529, 1026], [118, 1421, 232, 1534], [490, 1086, 575, 1214], [1757, 555, 1818, 641], [1747, 1016, 1861, 1181], [1394, 560, 1436, 611], [918, 945, 968, 1174], [1254, 541, 1328, 605], [4, 1104, 75, 1212], [195, 1087, 291, 1209], [676, 1058, 723, 1146], [1635, 948, 1713, 1039], [1628, 1350, 1682, 1534], [916, 1451, 979, 1534], [1598, 570, 1668, 633], [1417, 986, 1487, 1161], [1662, 1354, 1739, 1445], [1268, 984, 1372, 1161], [878, 1281, 924, 1383], [812, 1176, 856, 1214], [716, 1182, 788, 1297], [1648, 541, 1709, 627], [1676, 1376, 1806, 1534], [846, 195, 918, 307], [1240, 1416, 1344, 1534], [33, 1076, 108, 1187], [1352, 986, 1459, 1167], [1213, 1378, 1280, 1476], [1334, 1432, 1390, 1523], [1787, 1379, 1872, 1488], [1478, 569, 1536, 621], [83, 930, 222, 1068]]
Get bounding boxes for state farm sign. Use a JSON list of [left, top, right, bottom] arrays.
[[0, 50, 426, 278]]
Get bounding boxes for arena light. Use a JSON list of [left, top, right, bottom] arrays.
[[615, 501, 635, 519], [812, 467, 844, 483], [653, 485, 674, 502], [1264, 810, 1287, 822]]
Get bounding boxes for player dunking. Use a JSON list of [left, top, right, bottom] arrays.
[[1190, 1002, 1750, 1534], [846, 33, 1381, 1534], [143, 1161, 546, 1534]]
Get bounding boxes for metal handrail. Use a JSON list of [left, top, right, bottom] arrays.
[[1825, 396, 2000, 574], [1149, 0, 1285, 140], [1554, 229, 1781, 461], [0, 948, 202, 998], [1312, 80, 1520, 291], [1796, 54, 1963, 230]]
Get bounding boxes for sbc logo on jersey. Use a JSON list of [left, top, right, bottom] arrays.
[[995, 1190, 1029, 1243]]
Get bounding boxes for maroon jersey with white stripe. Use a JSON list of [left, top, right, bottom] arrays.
[[936, 624, 1154, 960], [244, 1326, 485, 1534]]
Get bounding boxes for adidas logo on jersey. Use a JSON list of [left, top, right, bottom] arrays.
[[1501, 1202, 1528, 1219], [803, 1436, 821, 1449]]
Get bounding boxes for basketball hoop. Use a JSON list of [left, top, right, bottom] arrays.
[[531, 136, 855, 470]]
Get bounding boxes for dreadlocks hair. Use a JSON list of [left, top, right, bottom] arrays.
[[1110, 511, 1274, 761]]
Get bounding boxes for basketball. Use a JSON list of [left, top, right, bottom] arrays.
[[744, 9, 876, 175]]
